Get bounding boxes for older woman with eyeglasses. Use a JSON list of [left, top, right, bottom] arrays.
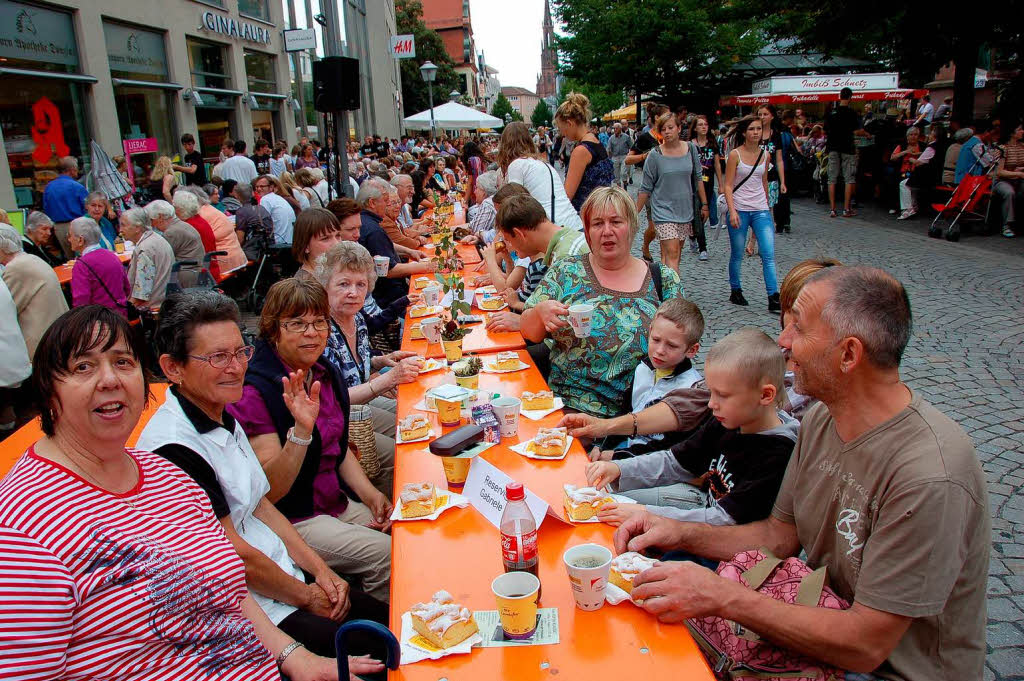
[[224, 279, 393, 606], [119, 207, 174, 311], [137, 291, 390, 666], [318, 241, 422, 483], [4, 305, 380, 680]]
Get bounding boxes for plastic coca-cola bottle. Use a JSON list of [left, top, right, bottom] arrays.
[[500, 482, 540, 596]]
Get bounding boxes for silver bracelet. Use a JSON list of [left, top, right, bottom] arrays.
[[276, 640, 305, 669], [286, 427, 313, 446]]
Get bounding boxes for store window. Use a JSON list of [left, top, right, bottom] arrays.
[[0, 1, 90, 208], [188, 37, 231, 90], [245, 50, 279, 144], [187, 37, 236, 161], [105, 22, 177, 179], [238, 0, 270, 23]]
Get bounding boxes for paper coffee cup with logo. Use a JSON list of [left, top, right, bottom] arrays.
[[490, 397, 521, 438], [420, 316, 442, 344], [568, 303, 595, 338], [563, 543, 612, 611], [422, 285, 441, 307], [373, 255, 390, 276], [491, 571, 540, 640]]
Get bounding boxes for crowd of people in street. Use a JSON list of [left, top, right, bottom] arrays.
[[0, 86, 1006, 681]]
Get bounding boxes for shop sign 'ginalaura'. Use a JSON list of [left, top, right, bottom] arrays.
[[200, 11, 271, 45]]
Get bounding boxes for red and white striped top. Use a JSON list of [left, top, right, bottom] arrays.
[[0, 447, 279, 681]]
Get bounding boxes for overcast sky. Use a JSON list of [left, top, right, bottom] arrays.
[[470, 0, 551, 91]]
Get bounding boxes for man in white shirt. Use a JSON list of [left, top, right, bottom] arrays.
[[219, 140, 259, 184], [253, 175, 295, 244], [913, 95, 935, 129]]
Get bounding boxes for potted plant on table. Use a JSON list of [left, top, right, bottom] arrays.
[[453, 356, 482, 390]]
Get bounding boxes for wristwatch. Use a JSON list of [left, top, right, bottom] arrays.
[[287, 427, 313, 446]]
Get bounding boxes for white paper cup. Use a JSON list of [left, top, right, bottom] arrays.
[[568, 303, 595, 338], [420, 317, 442, 344], [490, 397, 521, 438], [422, 285, 441, 307], [563, 543, 612, 611], [373, 255, 390, 276]]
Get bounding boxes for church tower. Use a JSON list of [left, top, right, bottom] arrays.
[[536, 0, 558, 99]]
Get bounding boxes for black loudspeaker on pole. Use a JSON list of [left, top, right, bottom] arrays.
[[312, 56, 360, 113]]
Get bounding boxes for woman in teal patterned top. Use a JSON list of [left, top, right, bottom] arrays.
[[522, 186, 682, 417]]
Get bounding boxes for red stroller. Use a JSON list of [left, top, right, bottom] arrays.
[[928, 162, 995, 242]]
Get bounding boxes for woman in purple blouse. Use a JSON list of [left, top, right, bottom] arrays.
[[227, 277, 393, 605], [67, 217, 131, 315]]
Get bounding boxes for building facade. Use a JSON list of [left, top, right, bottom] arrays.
[[338, 0, 403, 141], [421, 0, 482, 104], [0, 0, 303, 210], [502, 86, 540, 123], [535, 0, 558, 100]]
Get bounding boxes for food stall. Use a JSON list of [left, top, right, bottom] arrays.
[[719, 72, 927, 120]]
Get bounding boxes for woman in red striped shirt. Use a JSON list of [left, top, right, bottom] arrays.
[[0, 305, 383, 680]]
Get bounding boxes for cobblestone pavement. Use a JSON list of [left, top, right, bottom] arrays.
[[630, 191, 1024, 679]]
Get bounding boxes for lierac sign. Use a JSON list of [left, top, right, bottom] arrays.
[[200, 11, 271, 45]]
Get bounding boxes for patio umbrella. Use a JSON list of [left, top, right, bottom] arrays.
[[89, 140, 133, 202]]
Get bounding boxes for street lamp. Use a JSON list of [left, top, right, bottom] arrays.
[[420, 60, 438, 140], [449, 90, 460, 102], [504, 113, 512, 127]]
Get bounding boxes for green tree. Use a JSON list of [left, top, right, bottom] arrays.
[[553, 0, 764, 115], [396, 0, 462, 117], [751, 1, 1024, 125], [490, 93, 522, 127], [531, 98, 553, 128], [558, 78, 624, 121]]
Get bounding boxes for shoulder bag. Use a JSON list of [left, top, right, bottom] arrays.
[[717, 148, 764, 227]]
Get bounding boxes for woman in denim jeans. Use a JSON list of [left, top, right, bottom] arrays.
[[723, 116, 781, 312]]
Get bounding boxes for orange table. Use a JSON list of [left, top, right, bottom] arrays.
[[389, 350, 713, 680], [54, 252, 132, 286], [403, 278, 526, 359], [0, 383, 168, 477], [420, 242, 481, 266]]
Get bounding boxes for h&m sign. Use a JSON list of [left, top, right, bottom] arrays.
[[390, 34, 415, 59], [200, 11, 271, 45]]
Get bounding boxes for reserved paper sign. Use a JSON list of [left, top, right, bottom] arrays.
[[463, 456, 550, 529]]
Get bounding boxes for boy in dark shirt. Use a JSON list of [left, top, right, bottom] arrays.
[[177, 133, 207, 186], [250, 138, 272, 175], [586, 327, 798, 527], [824, 87, 865, 217]]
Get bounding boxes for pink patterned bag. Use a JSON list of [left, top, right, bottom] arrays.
[[685, 548, 849, 680]]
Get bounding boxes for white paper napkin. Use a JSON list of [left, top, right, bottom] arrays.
[[519, 397, 565, 421], [399, 611, 482, 664], [509, 435, 574, 461], [390, 491, 469, 522], [481, 360, 529, 374], [397, 428, 435, 444], [418, 359, 448, 374], [410, 305, 444, 319], [605, 582, 634, 606], [567, 494, 638, 524]]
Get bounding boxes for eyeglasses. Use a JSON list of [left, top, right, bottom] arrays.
[[280, 319, 330, 334], [188, 345, 255, 369], [254, 183, 270, 190]]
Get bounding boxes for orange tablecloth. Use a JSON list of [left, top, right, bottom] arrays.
[[0, 383, 168, 477], [420, 242, 482, 266], [54, 252, 132, 286], [403, 276, 526, 359], [389, 350, 712, 680]]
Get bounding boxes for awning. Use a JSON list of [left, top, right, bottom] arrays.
[[402, 101, 503, 130], [602, 103, 639, 121], [719, 89, 928, 106]]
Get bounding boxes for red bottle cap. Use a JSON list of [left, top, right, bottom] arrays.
[[505, 482, 524, 501]]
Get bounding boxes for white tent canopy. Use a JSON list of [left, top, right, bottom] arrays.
[[403, 101, 502, 130]]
